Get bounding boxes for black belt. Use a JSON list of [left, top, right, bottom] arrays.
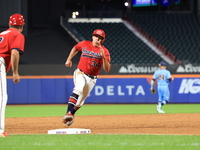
[[79, 69, 97, 79]]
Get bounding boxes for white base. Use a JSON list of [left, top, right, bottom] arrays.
[[47, 128, 91, 134]]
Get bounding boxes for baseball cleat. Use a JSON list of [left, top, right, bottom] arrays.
[[157, 105, 165, 113], [66, 119, 74, 126], [62, 112, 74, 124], [157, 109, 165, 113], [0, 132, 8, 137]]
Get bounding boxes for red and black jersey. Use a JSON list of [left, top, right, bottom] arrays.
[[75, 41, 110, 76]]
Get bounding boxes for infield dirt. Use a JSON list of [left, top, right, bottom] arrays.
[[5, 113, 200, 135]]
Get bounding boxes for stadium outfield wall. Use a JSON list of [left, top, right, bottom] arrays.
[[7, 74, 200, 104]]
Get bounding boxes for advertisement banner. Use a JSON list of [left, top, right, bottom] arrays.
[[6, 63, 200, 76], [6, 75, 200, 104]]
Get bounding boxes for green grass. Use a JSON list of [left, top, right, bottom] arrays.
[[1, 104, 200, 150], [5, 104, 200, 117], [1, 134, 200, 150]]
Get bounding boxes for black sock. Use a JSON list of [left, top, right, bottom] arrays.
[[66, 93, 79, 113], [67, 103, 75, 113], [161, 100, 168, 106], [71, 106, 80, 115]]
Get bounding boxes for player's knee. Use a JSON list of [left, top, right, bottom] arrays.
[[73, 89, 83, 96]]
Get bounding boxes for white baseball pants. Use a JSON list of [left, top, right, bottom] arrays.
[[73, 69, 97, 107], [0, 57, 7, 134]]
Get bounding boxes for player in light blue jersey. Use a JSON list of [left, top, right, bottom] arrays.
[[150, 62, 174, 113]]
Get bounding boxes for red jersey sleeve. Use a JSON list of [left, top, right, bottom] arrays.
[[10, 33, 25, 54], [74, 41, 85, 51]]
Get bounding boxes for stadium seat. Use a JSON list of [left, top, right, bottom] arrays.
[[126, 12, 200, 64]]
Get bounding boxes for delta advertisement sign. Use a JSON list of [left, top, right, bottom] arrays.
[[7, 75, 200, 104], [85, 76, 200, 103]]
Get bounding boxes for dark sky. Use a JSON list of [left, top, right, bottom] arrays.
[[65, 0, 124, 10]]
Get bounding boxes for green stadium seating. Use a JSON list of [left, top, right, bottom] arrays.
[[126, 12, 200, 64]]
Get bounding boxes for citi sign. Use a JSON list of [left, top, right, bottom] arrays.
[[179, 79, 200, 94]]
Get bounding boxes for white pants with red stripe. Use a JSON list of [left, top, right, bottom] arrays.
[[0, 57, 7, 134]]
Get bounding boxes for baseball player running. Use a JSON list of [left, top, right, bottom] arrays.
[[0, 14, 25, 137], [62, 29, 111, 126], [150, 62, 174, 113]]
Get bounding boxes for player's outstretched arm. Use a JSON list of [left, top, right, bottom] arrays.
[[65, 47, 79, 67], [150, 79, 155, 88], [11, 49, 20, 83], [150, 79, 157, 94]]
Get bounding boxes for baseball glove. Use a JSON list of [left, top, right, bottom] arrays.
[[150, 88, 156, 94]]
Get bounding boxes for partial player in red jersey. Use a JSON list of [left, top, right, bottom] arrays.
[[0, 14, 25, 137], [62, 29, 111, 126]]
